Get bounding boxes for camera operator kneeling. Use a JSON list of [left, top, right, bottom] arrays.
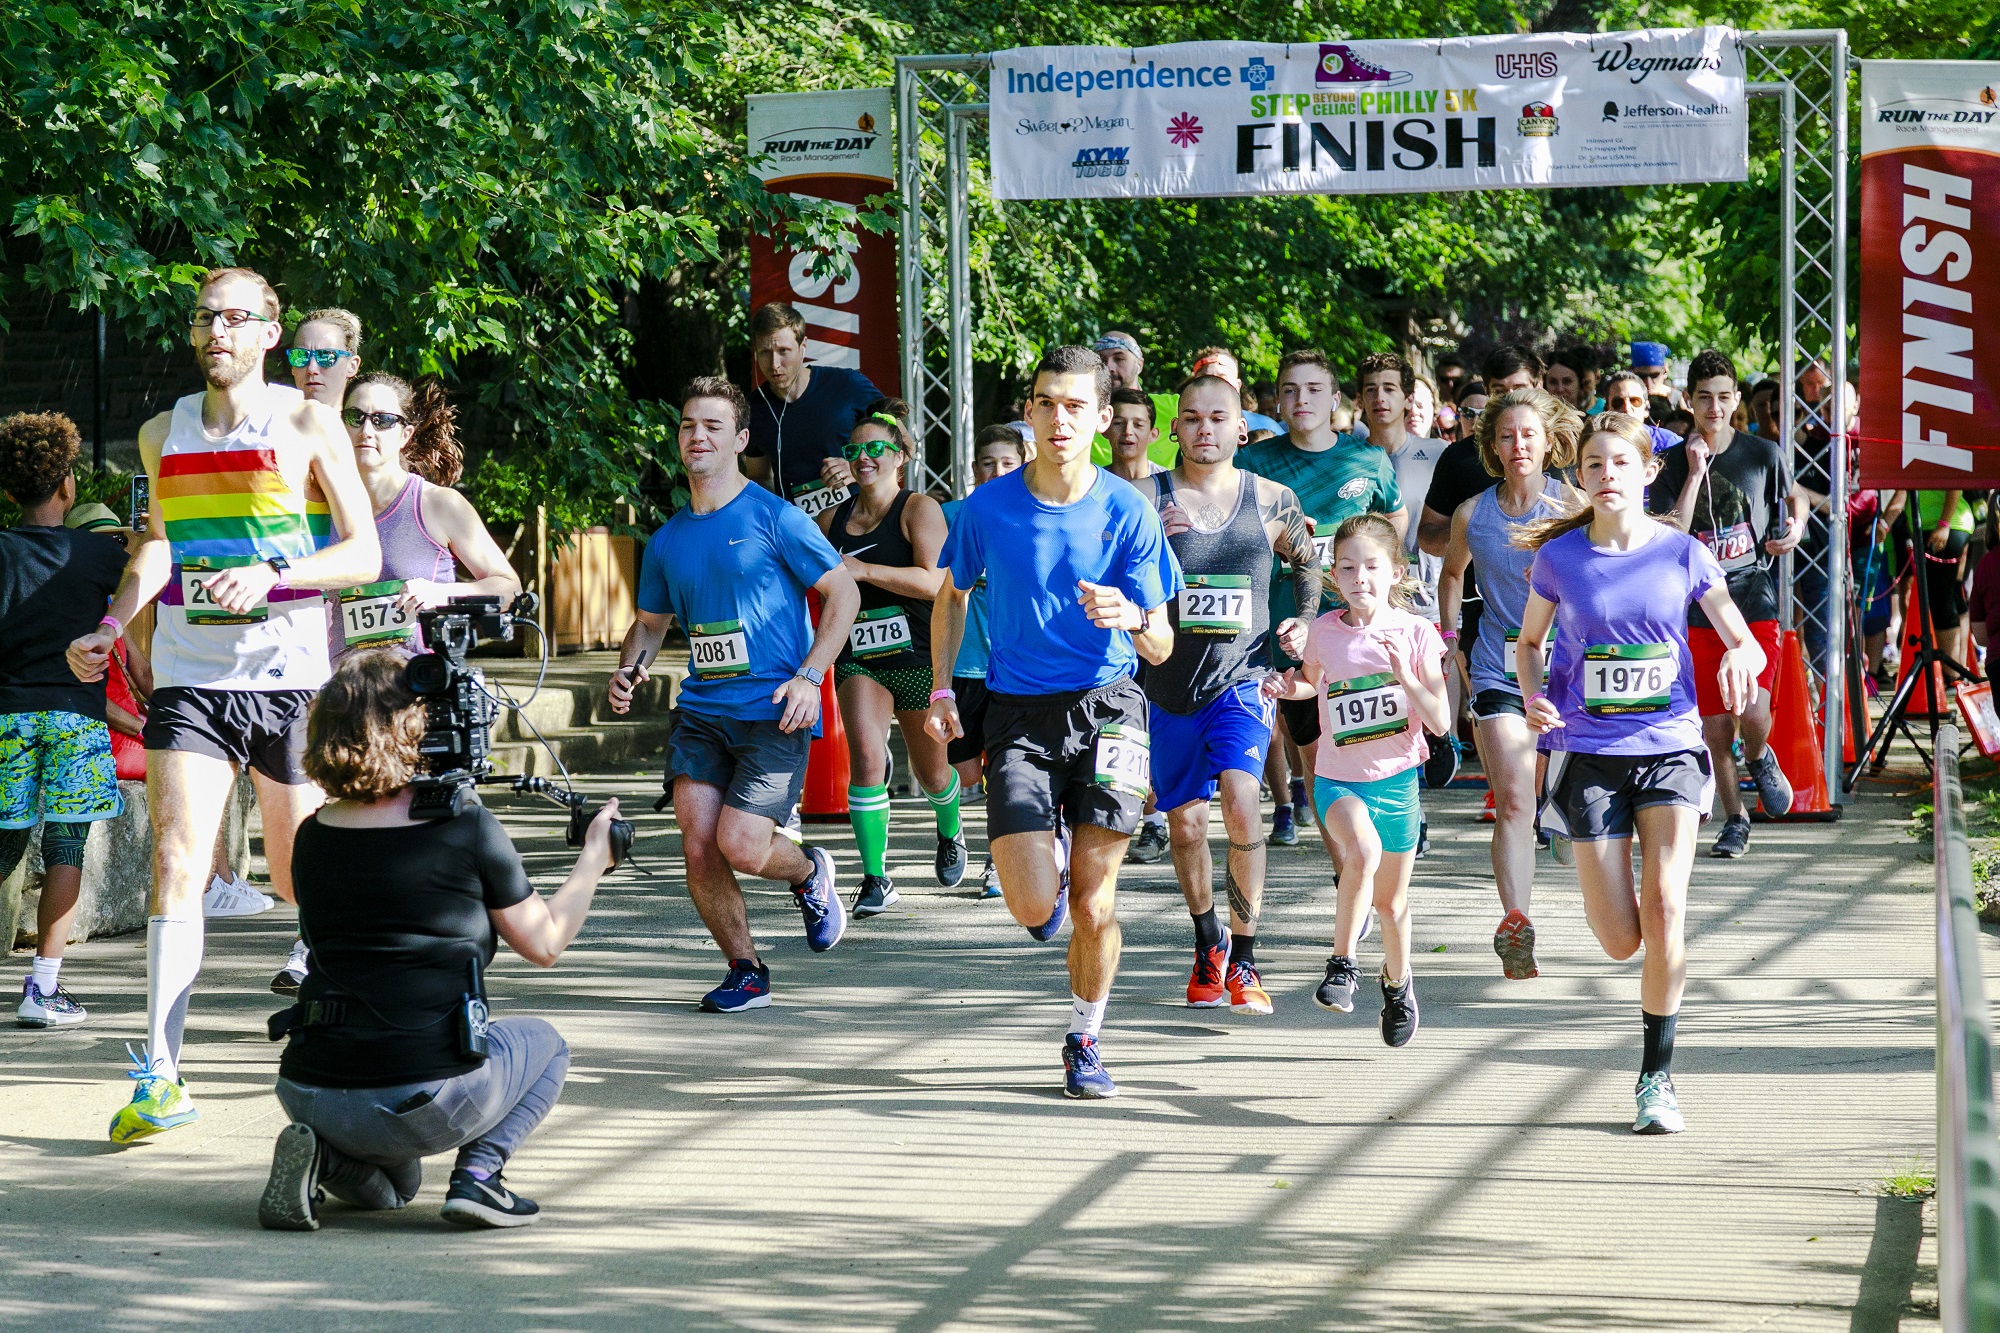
[[257, 650, 620, 1231]]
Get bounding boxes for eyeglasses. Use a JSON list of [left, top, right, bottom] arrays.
[[188, 308, 274, 330], [286, 347, 354, 369], [842, 439, 899, 460], [342, 409, 409, 431]]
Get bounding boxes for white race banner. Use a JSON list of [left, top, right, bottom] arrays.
[[992, 28, 1747, 200]]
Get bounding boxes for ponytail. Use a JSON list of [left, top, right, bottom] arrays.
[[1514, 412, 1652, 551], [349, 372, 463, 487]]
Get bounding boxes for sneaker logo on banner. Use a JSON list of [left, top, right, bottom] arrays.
[[1317, 44, 1413, 87]]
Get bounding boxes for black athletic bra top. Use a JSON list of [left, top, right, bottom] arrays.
[[828, 489, 932, 670]]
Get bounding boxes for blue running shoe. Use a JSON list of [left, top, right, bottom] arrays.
[[700, 958, 772, 1012], [978, 858, 1002, 898], [794, 846, 844, 952], [1062, 1033, 1119, 1099], [1027, 878, 1068, 942], [1270, 805, 1298, 846]]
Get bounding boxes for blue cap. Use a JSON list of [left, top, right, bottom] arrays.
[[1630, 341, 1670, 370]]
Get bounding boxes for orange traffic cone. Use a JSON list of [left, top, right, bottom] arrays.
[[1891, 584, 1948, 717], [1765, 630, 1837, 820], [800, 590, 851, 822]]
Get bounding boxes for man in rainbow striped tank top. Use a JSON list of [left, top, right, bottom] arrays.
[[66, 267, 381, 1143]]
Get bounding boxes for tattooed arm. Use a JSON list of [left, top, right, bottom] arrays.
[[1259, 478, 1321, 620]]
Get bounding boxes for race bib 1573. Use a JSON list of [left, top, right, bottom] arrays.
[[338, 580, 414, 647]]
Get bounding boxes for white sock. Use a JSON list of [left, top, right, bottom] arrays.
[[1068, 993, 1107, 1038], [29, 954, 61, 997], [145, 915, 205, 1082]]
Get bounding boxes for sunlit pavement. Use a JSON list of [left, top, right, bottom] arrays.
[[0, 751, 1947, 1330]]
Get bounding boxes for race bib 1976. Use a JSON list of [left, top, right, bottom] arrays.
[[690, 620, 752, 679], [1325, 672, 1409, 746], [1582, 642, 1673, 716]]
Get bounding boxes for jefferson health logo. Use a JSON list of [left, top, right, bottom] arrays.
[[1073, 146, 1130, 179], [1317, 44, 1413, 87], [1518, 102, 1559, 137]]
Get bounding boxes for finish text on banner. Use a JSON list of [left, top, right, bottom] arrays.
[[1857, 60, 2000, 488], [747, 89, 899, 392], [991, 29, 1747, 201]]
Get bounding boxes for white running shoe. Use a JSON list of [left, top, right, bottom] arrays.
[[204, 873, 275, 918], [17, 977, 88, 1028]]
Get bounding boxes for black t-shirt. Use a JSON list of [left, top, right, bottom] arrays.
[[1421, 437, 1494, 522], [745, 365, 884, 500], [279, 805, 536, 1089], [0, 526, 128, 721], [1649, 430, 1790, 628]]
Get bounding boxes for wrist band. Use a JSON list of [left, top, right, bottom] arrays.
[[1440, 629, 1458, 642], [929, 688, 956, 703], [1527, 692, 1550, 710], [98, 615, 123, 639]]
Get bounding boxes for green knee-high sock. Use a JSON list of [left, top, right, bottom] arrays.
[[848, 783, 892, 876], [924, 770, 963, 840]]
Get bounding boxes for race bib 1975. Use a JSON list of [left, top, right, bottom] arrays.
[[1582, 642, 1673, 716], [690, 620, 752, 679], [1325, 672, 1409, 746]]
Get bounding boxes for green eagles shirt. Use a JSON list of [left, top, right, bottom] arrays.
[[1237, 432, 1404, 666], [1091, 392, 1181, 469]]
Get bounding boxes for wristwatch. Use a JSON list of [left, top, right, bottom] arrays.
[[264, 554, 291, 583], [796, 665, 825, 687]]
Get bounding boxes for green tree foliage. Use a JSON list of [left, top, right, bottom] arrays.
[[0, 0, 845, 527]]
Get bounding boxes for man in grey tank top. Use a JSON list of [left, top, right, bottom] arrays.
[[1145, 376, 1321, 1015]]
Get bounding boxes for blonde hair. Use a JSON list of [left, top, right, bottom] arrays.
[[1475, 388, 1581, 479], [1330, 513, 1422, 611], [304, 650, 425, 800], [299, 307, 362, 354], [1517, 413, 1660, 551]]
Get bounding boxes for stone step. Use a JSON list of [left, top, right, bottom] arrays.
[[478, 648, 684, 782]]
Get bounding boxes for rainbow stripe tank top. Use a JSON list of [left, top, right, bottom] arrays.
[[151, 384, 332, 691]]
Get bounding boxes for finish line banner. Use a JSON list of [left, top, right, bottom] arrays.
[[991, 28, 1747, 200], [1857, 60, 2000, 488]]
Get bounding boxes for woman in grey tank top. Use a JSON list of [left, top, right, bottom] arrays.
[[1436, 389, 1581, 985], [328, 375, 522, 660]]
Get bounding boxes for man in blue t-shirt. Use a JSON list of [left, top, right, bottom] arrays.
[[611, 377, 861, 1014], [742, 302, 883, 518], [929, 345, 1181, 1100]]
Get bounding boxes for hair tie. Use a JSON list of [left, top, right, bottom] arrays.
[[868, 411, 903, 430]]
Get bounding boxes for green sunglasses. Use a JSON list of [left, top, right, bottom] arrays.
[[842, 438, 900, 460], [286, 347, 355, 369]]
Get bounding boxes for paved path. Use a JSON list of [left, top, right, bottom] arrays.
[[0, 738, 1952, 1330]]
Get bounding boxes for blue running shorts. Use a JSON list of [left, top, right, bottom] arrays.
[[1148, 679, 1275, 815], [1314, 768, 1422, 854]]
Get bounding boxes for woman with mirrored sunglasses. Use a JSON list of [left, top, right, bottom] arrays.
[[814, 398, 965, 915], [288, 309, 363, 410]]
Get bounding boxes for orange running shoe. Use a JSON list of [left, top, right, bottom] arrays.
[[1226, 961, 1274, 1015], [1478, 789, 1496, 823], [1185, 942, 1228, 1007], [1493, 909, 1539, 979]]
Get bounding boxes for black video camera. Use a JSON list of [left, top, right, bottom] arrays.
[[404, 594, 532, 821]]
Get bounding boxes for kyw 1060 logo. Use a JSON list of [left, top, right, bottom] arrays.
[[1072, 146, 1130, 178]]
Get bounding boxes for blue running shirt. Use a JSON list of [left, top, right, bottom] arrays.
[[941, 468, 1181, 696], [939, 498, 991, 680], [637, 482, 842, 720]]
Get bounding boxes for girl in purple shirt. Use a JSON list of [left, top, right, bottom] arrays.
[[1514, 415, 1765, 1137]]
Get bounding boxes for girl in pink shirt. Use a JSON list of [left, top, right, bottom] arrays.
[[1269, 514, 1448, 1046]]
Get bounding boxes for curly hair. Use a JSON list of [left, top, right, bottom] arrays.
[[0, 412, 82, 506], [1474, 388, 1582, 478], [304, 649, 426, 801], [348, 373, 462, 486], [1356, 351, 1414, 395]]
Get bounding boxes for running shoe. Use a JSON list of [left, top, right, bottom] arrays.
[[270, 938, 310, 997], [1710, 814, 1751, 859], [1317, 43, 1413, 85], [258, 1122, 322, 1231], [1415, 818, 1430, 859], [1291, 786, 1312, 831], [1227, 961, 1274, 1016], [1633, 1071, 1686, 1134], [1746, 749, 1794, 817], [1535, 829, 1551, 852], [1061, 1033, 1119, 1099], [1379, 973, 1420, 1047], [1126, 821, 1168, 864], [108, 1045, 198, 1143], [700, 959, 772, 1013], [17, 977, 87, 1028], [1314, 955, 1360, 1013], [441, 1169, 541, 1228], [1493, 909, 1539, 980], [852, 873, 899, 918], [1479, 789, 1496, 823], [1185, 942, 1228, 1007], [1550, 833, 1574, 865], [978, 857, 1002, 898], [936, 834, 969, 887], [1027, 878, 1069, 942], [203, 873, 275, 918], [1271, 805, 1298, 846], [795, 846, 845, 951], [1423, 733, 1461, 789]]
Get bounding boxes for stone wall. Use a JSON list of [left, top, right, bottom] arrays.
[[2, 775, 255, 949]]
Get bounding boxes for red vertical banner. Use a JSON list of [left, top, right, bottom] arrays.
[[746, 89, 899, 395], [1856, 60, 2000, 488]]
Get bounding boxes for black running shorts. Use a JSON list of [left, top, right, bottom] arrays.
[[1539, 748, 1714, 842], [144, 686, 314, 785], [664, 708, 811, 824], [1277, 694, 1321, 748], [984, 677, 1148, 840], [946, 675, 990, 768]]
